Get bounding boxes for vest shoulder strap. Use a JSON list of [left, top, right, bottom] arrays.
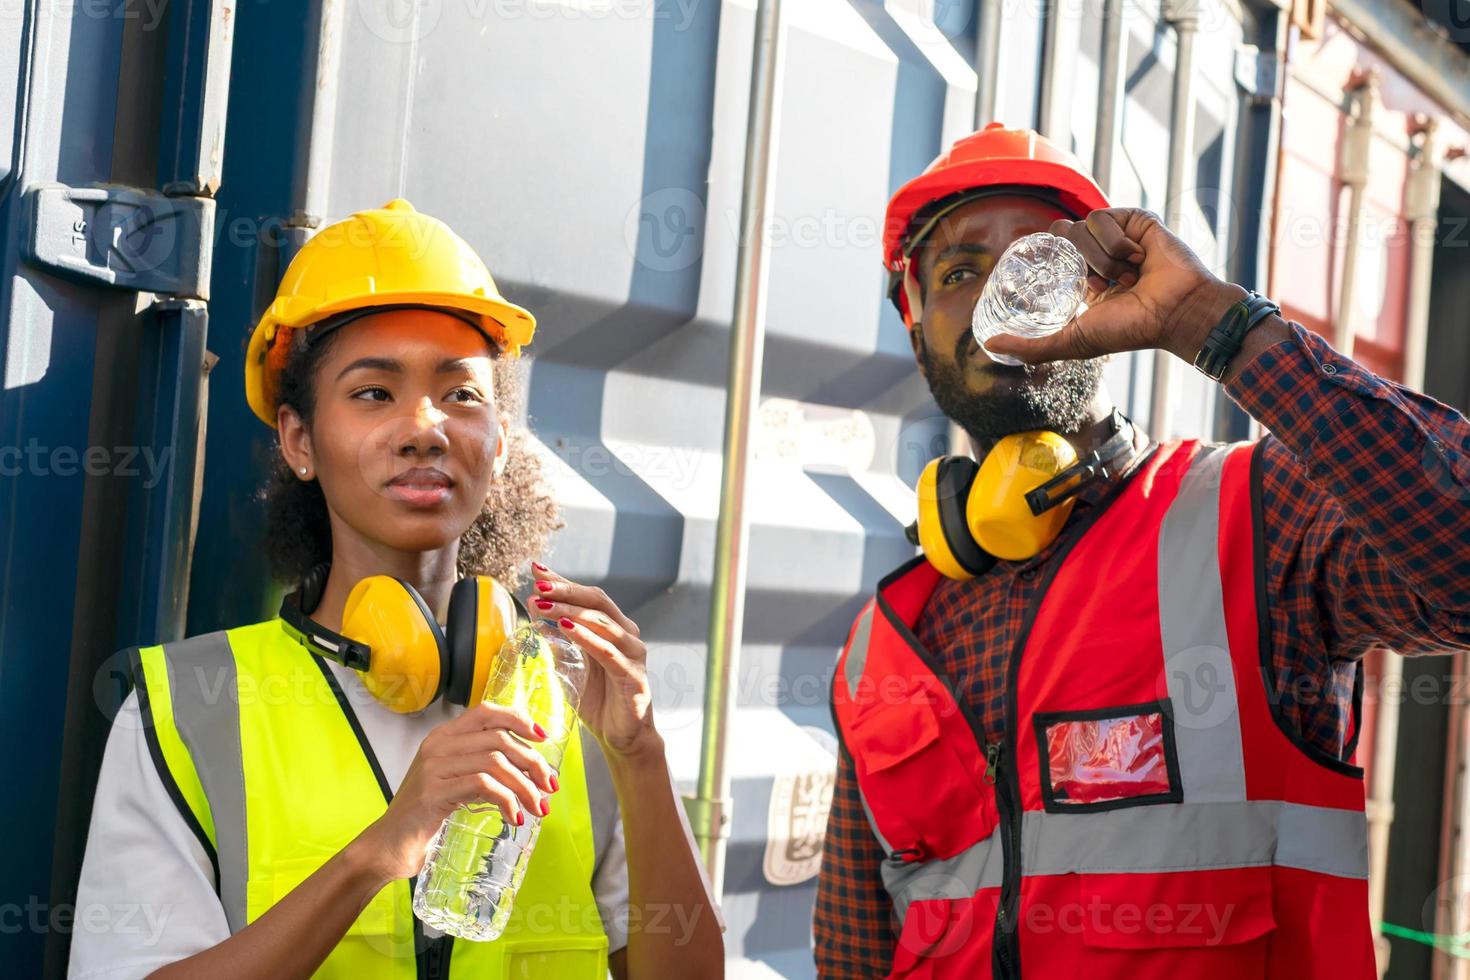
[[135, 630, 250, 932]]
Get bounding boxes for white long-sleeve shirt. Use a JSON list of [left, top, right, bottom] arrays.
[[68, 654, 672, 978]]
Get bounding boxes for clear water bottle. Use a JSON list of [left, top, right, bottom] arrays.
[[971, 231, 1088, 367], [412, 619, 587, 941]]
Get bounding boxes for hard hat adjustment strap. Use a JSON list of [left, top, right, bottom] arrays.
[[303, 303, 502, 351], [899, 185, 1077, 265]]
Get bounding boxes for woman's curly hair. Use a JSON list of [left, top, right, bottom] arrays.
[[257, 321, 563, 592]]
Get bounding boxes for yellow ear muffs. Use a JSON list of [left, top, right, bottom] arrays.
[[446, 576, 523, 708], [912, 455, 994, 580], [908, 430, 1085, 579], [968, 430, 1081, 562], [281, 563, 533, 713], [340, 576, 449, 713], [905, 412, 1139, 579]]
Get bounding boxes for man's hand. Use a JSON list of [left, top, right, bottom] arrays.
[[980, 207, 1248, 366]]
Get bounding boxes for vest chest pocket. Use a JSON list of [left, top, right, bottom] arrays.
[[245, 854, 398, 937], [1075, 865, 1277, 979], [498, 935, 608, 979], [847, 696, 996, 860]]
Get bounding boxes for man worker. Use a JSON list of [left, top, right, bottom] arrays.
[[813, 122, 1470, 979]]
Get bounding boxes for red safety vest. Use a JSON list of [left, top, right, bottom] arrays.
[[832, 438, 1374, 979]]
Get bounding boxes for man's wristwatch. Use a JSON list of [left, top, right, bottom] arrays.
[[1191, 289, 1281, 382]]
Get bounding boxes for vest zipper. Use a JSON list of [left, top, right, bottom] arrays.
[[424, 933, 453, 979], [987, 739, 1021, 980]]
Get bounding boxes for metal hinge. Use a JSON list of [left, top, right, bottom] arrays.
[[682, 792, 733, 842], [23, 183, 214, 299], [1234, 44, 1283, 103]]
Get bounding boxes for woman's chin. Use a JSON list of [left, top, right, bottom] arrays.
[[369, 518, 471, 556]]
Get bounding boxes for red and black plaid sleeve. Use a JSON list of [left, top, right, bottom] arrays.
[[813, 745, 897, 978], [1227, 319, 1470, 756]]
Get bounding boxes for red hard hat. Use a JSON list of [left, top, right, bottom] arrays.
[[883, 122, 1110, 271]]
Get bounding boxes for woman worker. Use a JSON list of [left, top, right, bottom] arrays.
[[69, 199, 725, 979]]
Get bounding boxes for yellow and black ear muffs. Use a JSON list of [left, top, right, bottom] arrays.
[[906, 409, 1137, 578], [279, 561, 528, 713]]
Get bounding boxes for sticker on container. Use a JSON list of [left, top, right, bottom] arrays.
[[763, 770, 835, 887]]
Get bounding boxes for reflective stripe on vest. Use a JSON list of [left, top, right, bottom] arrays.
[[843, 603, 876, 699], [150, 631, 250, 932], [135, 619, 609, 979], [879, 799, 1368, 925], [1157, 444, 1248, 802], [834, 439, 1374, 978]]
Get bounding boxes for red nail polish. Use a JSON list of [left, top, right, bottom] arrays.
[[535, 580, 553, 593], [532, 561, 548, 572], [535, 599, 554, 610], [533, 723, 548, 740], [515, 810, 524, 827], [559, 617, 575, 630], [549, 773, 560, 792], [540, 798, 550, 817]]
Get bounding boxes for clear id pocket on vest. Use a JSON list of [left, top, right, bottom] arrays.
[[1032, 699, 1182, 813]]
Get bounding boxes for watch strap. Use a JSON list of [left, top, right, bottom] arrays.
[[1192, 289, 1281, 382]]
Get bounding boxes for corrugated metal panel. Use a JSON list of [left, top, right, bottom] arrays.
[[1070, 0, 1248, 441], [1273, 17, 1434, 385]]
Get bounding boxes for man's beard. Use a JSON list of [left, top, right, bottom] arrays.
[[920, 337, 1105, 445]]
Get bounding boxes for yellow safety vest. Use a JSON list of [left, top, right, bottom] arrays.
[[131, 618, 609, 979]]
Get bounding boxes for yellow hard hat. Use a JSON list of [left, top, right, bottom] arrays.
[[244, 198, 537, 428]]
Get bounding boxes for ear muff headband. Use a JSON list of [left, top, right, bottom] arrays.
[[279, 562, 373, 671], [446, 578, 479, 709], [1024, 409, 1136, 516]]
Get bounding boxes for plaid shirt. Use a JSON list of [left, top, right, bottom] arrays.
[[814, 319, 1470, 978]]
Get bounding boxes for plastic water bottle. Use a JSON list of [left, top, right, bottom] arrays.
[[412, 619, 587, 941], [971, 231, 1088, 367]]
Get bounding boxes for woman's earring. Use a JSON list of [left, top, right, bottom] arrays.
[[299, 466, 308, 476]]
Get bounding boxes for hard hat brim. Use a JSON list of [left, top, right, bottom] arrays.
[[884, 158, 1111, 269]]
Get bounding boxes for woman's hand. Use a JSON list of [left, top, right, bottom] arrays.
[[526, 562, 726, 978], [525, 562, 659, 760], [351, 702, 558, 883]]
